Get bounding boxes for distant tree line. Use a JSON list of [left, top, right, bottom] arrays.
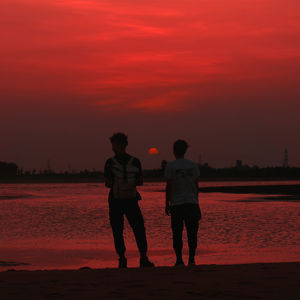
[[0, 161, 18, 177], [1, 159, 300, 180], [198, 162, 300, 179], [16, 169, 104, 180], [137, 160, 300, 180]]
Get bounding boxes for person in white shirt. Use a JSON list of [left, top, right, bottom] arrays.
[[165, 140, 202, 266]]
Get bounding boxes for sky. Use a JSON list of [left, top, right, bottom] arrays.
[[1, 0, 300, 171]]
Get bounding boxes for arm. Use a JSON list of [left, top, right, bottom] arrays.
[[195, 164, 200, 196], [104, 159, 113, 188], [195, 179, 199, 196], [135, 158, 143, 186], [165, 180, 172, 216], [164, 163, 172, 215]]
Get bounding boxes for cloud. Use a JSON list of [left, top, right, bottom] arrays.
[[1, 1, 300, 169], [1, 0, 300, 112]]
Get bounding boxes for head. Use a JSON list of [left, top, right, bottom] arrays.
[[173, 139, 188, 158], [110, 132, 128, 155]]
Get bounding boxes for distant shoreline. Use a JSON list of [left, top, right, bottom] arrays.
[[1, 177, 300, 184], [1, 178, 300, 200], [199, 184, 300, 200]]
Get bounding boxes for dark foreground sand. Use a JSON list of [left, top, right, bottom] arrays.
[[0, 263, 299, 300]]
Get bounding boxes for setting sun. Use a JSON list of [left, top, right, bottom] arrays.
[[148, 147, 159, 155]]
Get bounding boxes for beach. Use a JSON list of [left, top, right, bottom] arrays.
[[1, 181, 299, 298], [0, 263, 299, 299]]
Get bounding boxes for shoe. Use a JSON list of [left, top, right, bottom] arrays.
[[188, 259, 196, 267], [118, 257, 127, 269], [140, 257, 155, 268], [174, 260, 185, 267]]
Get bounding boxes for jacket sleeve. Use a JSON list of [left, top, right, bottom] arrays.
[[134, 158, 143, 186], [104, 159, 113, 188]]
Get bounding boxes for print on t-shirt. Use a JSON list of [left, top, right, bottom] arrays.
[[165, 159, 200, 206], [175, 168, 195, 178]]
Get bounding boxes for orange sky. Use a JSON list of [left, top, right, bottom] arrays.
[[1, 0, 300, 170]]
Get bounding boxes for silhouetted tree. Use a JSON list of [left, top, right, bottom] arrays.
[[0, 161, 18, 177]]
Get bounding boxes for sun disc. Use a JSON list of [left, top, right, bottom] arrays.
[[148, 147, 159, 155]]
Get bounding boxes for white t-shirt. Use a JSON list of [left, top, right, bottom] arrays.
[[164, 158, 200, 206]]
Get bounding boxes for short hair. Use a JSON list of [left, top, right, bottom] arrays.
[[173, 139, 188, 156], [110, 132, 128, 148]]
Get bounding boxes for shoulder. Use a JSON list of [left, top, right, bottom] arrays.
[[105, 157, 114, 166], [169, 159, 199, 170], [104, 158, 114, 177], [165, 160, 176, 178], [185, 160, 200, 176], [128, 155, 141, 166], [132, 156, 141, 164], [104, 157, 117, 171], [166, 160, 177, 168], [129, 155, 142, 169], [185, 159, 200, 172], [185, 159, 198, 167]]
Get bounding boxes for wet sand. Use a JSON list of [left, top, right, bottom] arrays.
[[0, 263, 299, 299]]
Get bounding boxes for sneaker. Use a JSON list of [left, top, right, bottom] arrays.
[[118, 257, 127, 269], [174, 260, 185, 267], [140, 257, 155, 268]]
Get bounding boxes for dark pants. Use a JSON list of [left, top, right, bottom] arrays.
[[171, 203, 201, 258], [109, 199, 148, 258]]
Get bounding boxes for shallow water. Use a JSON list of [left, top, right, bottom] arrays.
[[0, 181, 299, 270]]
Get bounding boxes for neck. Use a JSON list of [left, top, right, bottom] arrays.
[[116, 151, 126, 156], [175, 155, 184, 159]]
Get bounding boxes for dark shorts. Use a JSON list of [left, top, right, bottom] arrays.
[[170, 203, 201, 252]]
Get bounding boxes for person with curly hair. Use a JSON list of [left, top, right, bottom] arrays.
[[104, 133, 154, 268]]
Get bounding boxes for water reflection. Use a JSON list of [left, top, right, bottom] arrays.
[[0, 182, 299, 270]]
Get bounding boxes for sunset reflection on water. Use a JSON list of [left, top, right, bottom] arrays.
[[0, 182, 299, 270]]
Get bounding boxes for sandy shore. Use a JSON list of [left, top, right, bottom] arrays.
[[0, 263, 299, 299]]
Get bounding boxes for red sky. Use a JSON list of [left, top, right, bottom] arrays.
[[1, 0, 300, 170]]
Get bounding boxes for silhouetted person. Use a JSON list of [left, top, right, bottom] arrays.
[[165, 140, 202, 266], [104, 133, 154, 268]]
